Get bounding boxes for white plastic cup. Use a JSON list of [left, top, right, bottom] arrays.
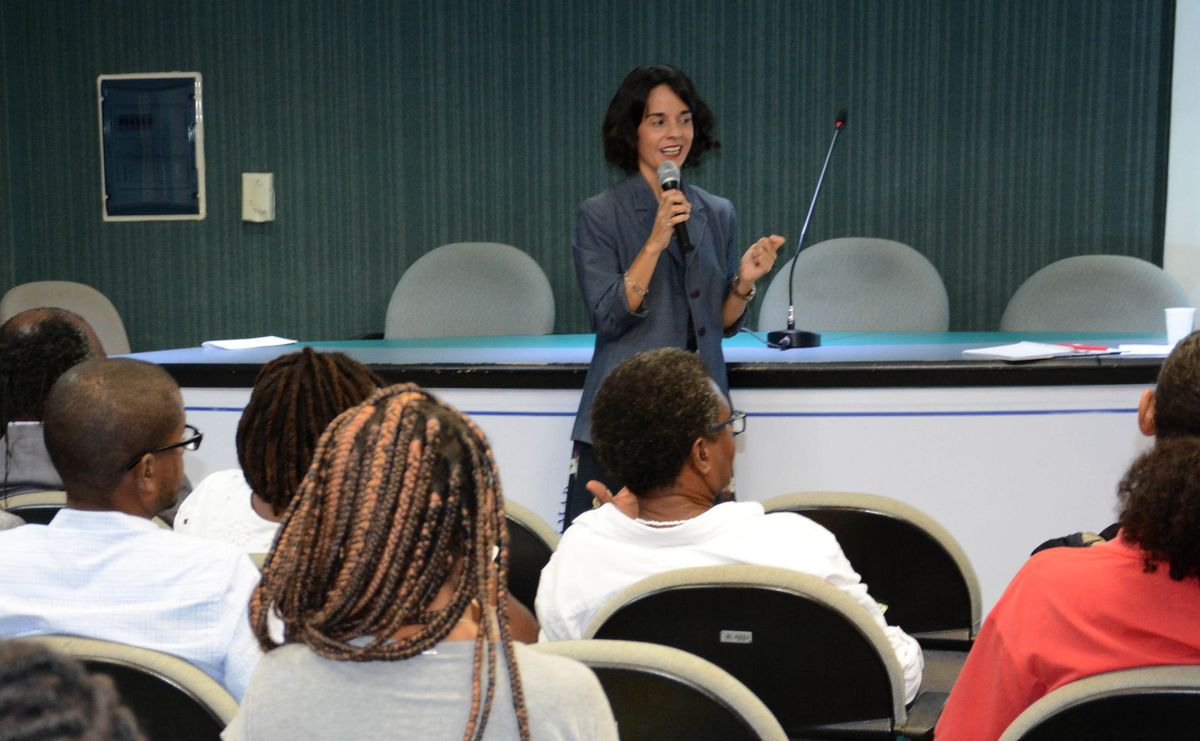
[[1165, 307, 1196, 348]]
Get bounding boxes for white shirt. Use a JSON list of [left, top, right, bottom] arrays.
[[0, 508, 263, 700], [175, 469, 280, 553], [535, 500, 924, 703]]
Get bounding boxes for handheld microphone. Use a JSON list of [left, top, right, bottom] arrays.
[[656, 161, 694, 253], [767, 108, 849, 350]]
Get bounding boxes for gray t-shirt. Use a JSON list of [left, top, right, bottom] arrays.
[[223, 640, 617, 741]]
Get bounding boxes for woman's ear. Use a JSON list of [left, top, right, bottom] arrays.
[[1137, 389, 1156, 437]]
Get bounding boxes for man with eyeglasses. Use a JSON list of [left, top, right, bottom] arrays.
[[0, 358, 262, 701], [0, 308, 193, 525], [534, 347, 923, 702]]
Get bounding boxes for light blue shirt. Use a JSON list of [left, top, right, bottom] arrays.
[[0, 508, 262, 700]]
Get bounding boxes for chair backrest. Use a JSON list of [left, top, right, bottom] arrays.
[[1000, 255, 1189, 332], [0, 489, 68, 525], [23, 635, 238, 741], [583, 564, 907, 738], [0, 490, 170, 529], [997, 665, 1200, 741], [384, 242, 555, 338], [530, 639, 787, 741], [757, 237, 949, 332], [0, 280, 131, 354], [762, 491, 981, 647], [502, 499, 559, 610]]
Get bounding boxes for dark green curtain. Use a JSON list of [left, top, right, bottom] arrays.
[[0, 0, 1174, 348]]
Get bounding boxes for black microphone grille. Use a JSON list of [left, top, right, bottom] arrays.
[[835, 109, 848, 128], [656, 160, 682, 186]]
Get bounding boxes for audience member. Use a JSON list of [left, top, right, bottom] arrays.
[[175, 348, 382, 551], [1033, 331, 1200, 554], [226, 385, 616, 741], [937, 333, 1200, 740], [0, 358, 261, 701], [534, 347, 923, 702], [0, 640, 146, 741], [0, 308, 104, 497]]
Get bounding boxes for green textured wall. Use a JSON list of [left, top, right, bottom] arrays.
[[0, 0, 1174, 349]]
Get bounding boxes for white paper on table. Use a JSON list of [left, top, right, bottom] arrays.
[[201, 336, 297, 350], [961, 341, 1109, 361], [1117, 344, 1171, 356]]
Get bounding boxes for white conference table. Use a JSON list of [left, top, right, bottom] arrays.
[[129, 330, 1165, 615]]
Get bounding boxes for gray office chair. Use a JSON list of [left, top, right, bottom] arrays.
[[530, 639, 787, 741], [0, 490, 170, 529], [762, 491, 981, 649], [757, 237, 949, 333], [1000, 255, 1189, 332], [0, 280, 131, 354], [503, 499, 559, 610], [997, 665, 1200, 741], [24, 635, 238, 741], [384, 242, 555, 338], [583, 564, 943, 739]]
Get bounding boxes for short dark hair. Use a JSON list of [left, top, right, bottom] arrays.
[[1152, 331, 1200, 437], [1117, 437, 1200, 583], [236, 348, 381, 515], [43, 359, 182, 500], [0, 308, 99, 431], [602, 65, 721, 174], [0, 640, 146, 741], [591, 348, 722, 495]]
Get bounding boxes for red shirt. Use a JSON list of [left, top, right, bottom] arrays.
[[935, 534, 1200, 741]]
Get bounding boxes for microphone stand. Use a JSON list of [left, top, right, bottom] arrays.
[[767, 112, 847, 350]]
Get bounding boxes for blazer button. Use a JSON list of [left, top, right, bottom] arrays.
[[697, 327, 707, 337], [690, 289, 701, 299]]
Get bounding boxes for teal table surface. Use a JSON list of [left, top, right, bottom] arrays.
[[126, 331, 1166, 389]]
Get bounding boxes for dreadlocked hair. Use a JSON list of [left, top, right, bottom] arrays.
[[236, 348, 382, 516], [1117, 436, 1200, 583], [250, 384, 530, 741], [0, 640, 146, 741]]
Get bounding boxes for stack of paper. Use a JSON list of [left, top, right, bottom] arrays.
[[201, 336, 297, 350], [962, 341, 1117, 361]]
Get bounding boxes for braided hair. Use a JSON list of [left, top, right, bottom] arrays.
[[0, 640, 145, 741], [236, 348, 382, 516], [250, 384, 529, 741]]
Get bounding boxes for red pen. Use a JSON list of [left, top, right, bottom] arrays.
[[1058, 343, 1111, 351]]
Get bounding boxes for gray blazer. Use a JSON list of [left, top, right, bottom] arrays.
[[571, 175, 744, 443]]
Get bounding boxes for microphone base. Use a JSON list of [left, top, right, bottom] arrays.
[[766, 329, 821, 350]]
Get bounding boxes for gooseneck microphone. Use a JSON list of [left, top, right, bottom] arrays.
[[767, 108, 849, 350], [656, 161, 694, 253]]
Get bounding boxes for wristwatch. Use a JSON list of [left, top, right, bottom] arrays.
[[731, 279, 756, 301]]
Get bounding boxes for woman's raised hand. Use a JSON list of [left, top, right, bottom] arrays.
[[646, 188, 692, 254], [738, 234, 785, 283]]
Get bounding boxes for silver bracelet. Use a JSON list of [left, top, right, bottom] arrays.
[[624, 272, 649, 297]]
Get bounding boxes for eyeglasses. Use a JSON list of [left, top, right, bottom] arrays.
[[709, 410, 747, 437], [122, 423, 203, 471]]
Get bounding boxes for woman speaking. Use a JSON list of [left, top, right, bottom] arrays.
[[565, 64, 784, 527]]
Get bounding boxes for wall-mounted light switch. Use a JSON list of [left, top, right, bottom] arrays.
[[242, 172, 275, 222]]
